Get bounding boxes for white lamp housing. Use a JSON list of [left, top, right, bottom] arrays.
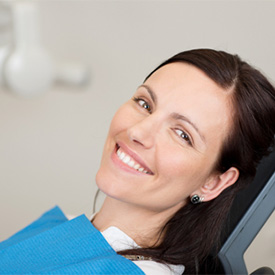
[[3, 2, 54, 97], [0, 1, 90, 97]]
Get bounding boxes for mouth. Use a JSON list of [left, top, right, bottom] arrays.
[[115, 144, 154, 175]]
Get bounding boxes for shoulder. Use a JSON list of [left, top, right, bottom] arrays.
[[133, 260, 185, 275], [72, 214, 185, 274], [101, 226, 184, 275]]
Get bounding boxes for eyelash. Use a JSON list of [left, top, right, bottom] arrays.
[[175, 129, 192, 145], [132, 97, 152, 113]]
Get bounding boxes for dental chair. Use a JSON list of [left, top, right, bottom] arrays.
[[203, 147, 275, 274]]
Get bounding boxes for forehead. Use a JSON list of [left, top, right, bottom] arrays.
[[143, 62, 234, 146], [145, 62, 225, 96]]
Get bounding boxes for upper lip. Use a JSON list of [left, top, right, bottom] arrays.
[[116, 142, 154, 175]]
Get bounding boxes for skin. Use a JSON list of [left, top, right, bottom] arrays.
[[93, 62, 239, 246]]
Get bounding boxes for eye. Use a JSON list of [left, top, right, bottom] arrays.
[[133, 97, 152, 113], [175, 129, 192, 145]]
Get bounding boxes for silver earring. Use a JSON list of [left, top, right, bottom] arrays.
[[191, 194, 203, 204]]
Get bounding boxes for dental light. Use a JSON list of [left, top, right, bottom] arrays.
[[0, 2, 89, 97]]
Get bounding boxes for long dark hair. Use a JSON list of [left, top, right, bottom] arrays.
[[118, 49, 275, 273]]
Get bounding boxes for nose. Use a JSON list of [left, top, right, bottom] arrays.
[[127, 115, 158, 149]]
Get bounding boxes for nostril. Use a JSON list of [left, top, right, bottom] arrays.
[[127, 121, 155, 149], [128, 129, 145, 146], [132, 138, 144, 146]]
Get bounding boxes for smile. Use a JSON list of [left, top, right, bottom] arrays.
[[116, 146, 153, 175]]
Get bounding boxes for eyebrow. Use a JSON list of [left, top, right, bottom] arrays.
[[139, 84, 157, 105], [139, 84, 206, 143], [172, 113, 206, 143]]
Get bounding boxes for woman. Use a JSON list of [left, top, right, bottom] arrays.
[[93, 49, 275, 274], [1, 49, 275, 274]]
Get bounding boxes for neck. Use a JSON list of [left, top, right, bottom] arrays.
[[92, 196, 184, 247]]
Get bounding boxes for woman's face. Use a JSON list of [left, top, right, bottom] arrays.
[[96, 62, 233, 213]]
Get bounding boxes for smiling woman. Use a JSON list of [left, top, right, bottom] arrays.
[[1, 49, 275, 275], [96, 62, 236, 214], [94, 49, 275, 274]]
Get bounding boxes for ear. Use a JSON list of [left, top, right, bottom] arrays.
[[200, 167, 239, 202]]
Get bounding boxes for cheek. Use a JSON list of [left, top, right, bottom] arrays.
[[157, 147, 211, 189], [108, 104, 133, 136]]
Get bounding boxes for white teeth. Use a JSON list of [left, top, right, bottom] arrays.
[[116, 147, 150, 174], [128, 160, 135, 167], [119, 152, 125, 160], [122, 156, 130, 164]]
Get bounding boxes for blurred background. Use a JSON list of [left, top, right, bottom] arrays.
[[0, 0, 274, 272]]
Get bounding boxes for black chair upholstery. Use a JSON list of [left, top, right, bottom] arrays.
[[250, 267, 275, 275]]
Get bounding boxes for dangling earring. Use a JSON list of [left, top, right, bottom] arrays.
[[191, 194, 203, 204]]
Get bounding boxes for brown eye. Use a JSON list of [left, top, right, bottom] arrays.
[[175, 129, 192, 145], [133, 97, 152, 113]]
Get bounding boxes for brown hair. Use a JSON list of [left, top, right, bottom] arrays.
[[118, 49, 275, 274]]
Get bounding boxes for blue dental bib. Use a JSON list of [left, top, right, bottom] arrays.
[[0, 206, 144, 274]]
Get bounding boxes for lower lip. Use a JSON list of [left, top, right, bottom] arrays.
[[111, 146, 148, 176]]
